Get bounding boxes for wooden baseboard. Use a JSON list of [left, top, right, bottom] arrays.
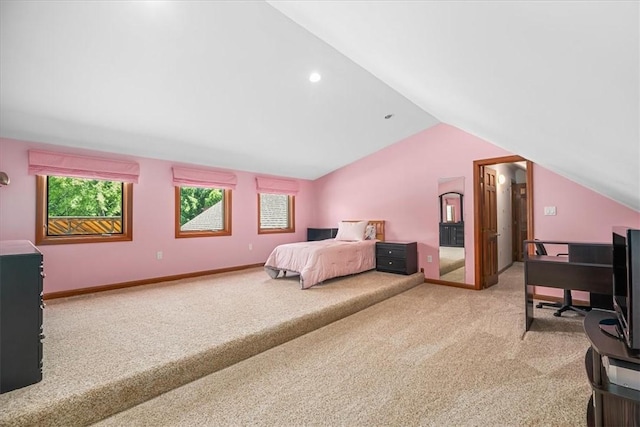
[[424, 263, 514, 290], [497, 262, 513, 275], [44, 263, 265, 300], [424, 278, 476, 290]]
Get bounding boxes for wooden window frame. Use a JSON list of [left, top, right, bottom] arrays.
[[257, 193, 295, 234], [35, 175, 133, 245], [175, 187, 232, 238]]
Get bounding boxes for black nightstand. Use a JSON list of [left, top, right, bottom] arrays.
[[376, 241, 418, 275]]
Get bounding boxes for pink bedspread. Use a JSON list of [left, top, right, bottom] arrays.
[[264, 239, 377, 289]]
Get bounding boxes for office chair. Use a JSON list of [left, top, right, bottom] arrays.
[[534, 241, 589, 317]]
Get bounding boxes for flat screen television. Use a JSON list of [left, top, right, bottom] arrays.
[[612, 226, 640, 351]]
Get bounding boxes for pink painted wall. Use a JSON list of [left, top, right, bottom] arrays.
[[532, 166, 640, 300], [0, 138, 315, 294], [2, 124, 638, 295], [313, 123, 640, 288], [313, 123, 512, 283], [438, 177, 464, 194], [534, 167, 640, 241]]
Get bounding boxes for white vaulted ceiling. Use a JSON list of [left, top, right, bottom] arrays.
[[1, 1, 638, 211], [0, 1, 437, 179]]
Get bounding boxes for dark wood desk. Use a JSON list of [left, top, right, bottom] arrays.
[[524, 241, 613, 332]]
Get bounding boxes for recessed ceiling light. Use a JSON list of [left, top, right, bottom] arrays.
[[309, 72, 321, 83], [384, 114, 394, 119]]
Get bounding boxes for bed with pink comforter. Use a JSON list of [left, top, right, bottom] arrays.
[[264, 239, 377, 289]]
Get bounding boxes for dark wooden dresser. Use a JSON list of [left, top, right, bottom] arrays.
[[376, 241, 418, 275], [439, 223, 464, 247], [0, 240, 44, 393]]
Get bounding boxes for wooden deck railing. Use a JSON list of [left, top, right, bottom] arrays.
[[47, 216, 122, 235]]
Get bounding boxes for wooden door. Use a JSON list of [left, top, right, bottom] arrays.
[[512, 183, 528, 262], [473, 155, 533, 291], [482, 167, 499, 288]]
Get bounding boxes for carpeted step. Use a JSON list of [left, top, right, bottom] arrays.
[[0, 269, 423, 426]]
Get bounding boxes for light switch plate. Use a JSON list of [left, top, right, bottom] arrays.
[[544, 206, 557, 216]]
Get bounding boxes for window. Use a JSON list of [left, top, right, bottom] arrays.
[[258, 193, 295, 234], [175, 186, 232, 238], [36, 175, 133, 245]]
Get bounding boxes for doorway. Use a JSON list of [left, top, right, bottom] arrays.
[[473, 155, 534, 290], [512, 183, 528, 262]]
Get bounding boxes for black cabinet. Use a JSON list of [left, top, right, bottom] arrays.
[[0, 240, 44, 393], [439, 223, 464, 247], [376, 241, 418, 275]]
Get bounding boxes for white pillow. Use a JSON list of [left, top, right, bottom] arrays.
[[335, 220, 368, 241]]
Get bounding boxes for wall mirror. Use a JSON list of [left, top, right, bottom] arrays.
[[438, 177, 465, 283]]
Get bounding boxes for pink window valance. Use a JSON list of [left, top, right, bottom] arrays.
[[172, 166, 237, 189], [255, 176, 299, 196], [28, 150, 140, 183]]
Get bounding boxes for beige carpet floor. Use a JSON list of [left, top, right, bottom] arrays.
[[0, 268, 423, 427], [439, 246, 465, 276], [440, 266, 465, 283], [97, 263, 592, 427]]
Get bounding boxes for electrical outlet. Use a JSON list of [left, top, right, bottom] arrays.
[[156, 251, 163, 260], [427, 255, 433, 263]]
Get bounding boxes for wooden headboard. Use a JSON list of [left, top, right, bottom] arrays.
[[368, 220, 385, 242], [343, 220, 385, 242]]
